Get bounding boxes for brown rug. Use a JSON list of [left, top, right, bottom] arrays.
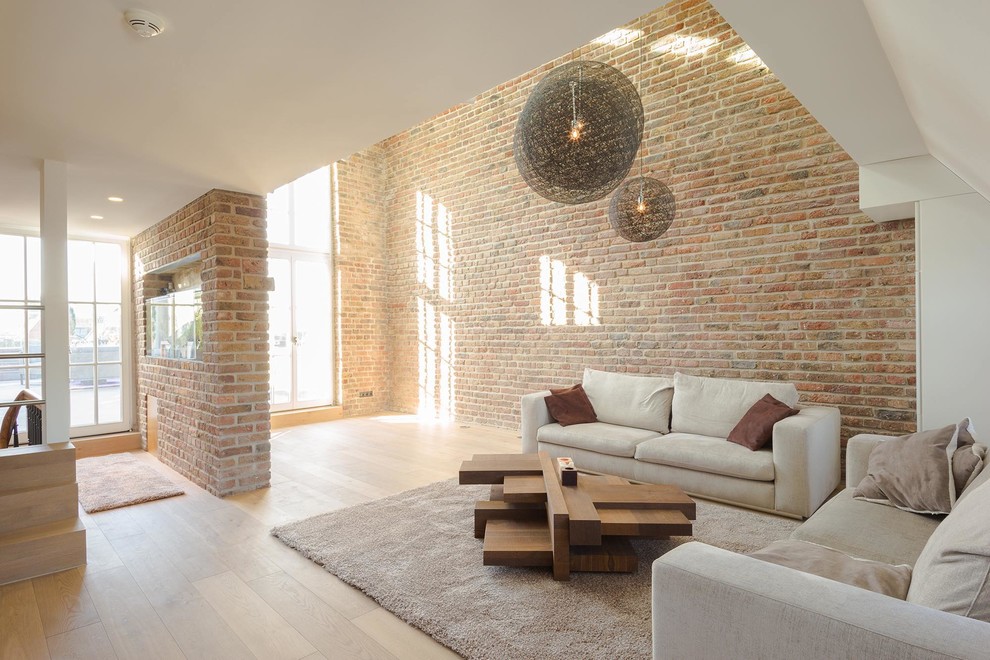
[[272, 478, 799, 660], [77, 453, 185, 513]]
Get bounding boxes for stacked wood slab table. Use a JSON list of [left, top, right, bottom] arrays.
[[459, 451, 696, 581]]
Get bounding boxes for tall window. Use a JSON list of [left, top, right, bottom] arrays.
[[267, 167, 333, 410], [0, 232, 129, 438], [67, 240, 128, 433], [0, 234, 43, 443]]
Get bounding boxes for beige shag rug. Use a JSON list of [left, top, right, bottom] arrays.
[[77, 453, 185, 513], [272, 478, 799, 660]]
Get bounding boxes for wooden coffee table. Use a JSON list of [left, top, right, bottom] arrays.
[[459, 452, 696, 581]]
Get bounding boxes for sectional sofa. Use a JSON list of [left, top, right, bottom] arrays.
[[652, 432, 990, 658], [521, 369, 841, 518]]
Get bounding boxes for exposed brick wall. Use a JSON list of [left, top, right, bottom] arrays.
[[333, 148, 390, 417], [133, 189, 273, 496], [346, 0, 915, 442]]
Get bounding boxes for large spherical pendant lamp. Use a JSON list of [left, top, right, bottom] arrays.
[[608, 176, 676, 242], [514, 60, 644, 204]]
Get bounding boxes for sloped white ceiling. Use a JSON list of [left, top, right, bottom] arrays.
[[710, 0, 988, 205], [0, 0, 660, 236], [864, 0, 990, 203]]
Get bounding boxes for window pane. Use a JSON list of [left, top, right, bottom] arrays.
[[148, 302, 172, 358], [0, 367, 27, 403], [267, 186, 291, 245], [0, 310, 26, 353], [292, 167, 330, 250], [69, 365, 95, 427], [97, 363, 122, 423], [27, 366, 43, 397], [294, 258, 331, 403], [27, 309, 41, 355], [69, 304, 94, 363], [0, 235, 25, 301], [174, 303, 197, 360], [96, 304, 121, 362], [26, 237, 40, 302], [95, 243, 122, 303], [268, 258, 291, 406], [68, 241, 94, 302]]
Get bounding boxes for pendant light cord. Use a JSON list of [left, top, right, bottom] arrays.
[[638, 20, 646, 202]]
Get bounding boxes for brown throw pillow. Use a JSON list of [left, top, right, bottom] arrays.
[[544, 384, 597, 427], [750, 540, 912, 599], [852, 419, 976, 515], [726, 394, 799, 451]]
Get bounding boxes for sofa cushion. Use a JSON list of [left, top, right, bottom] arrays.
[[581, 368, 674, 433], [671, 373, 799, 438], [727, 394, 800, 451], [634, 433, 775, 481], [537, 422, 661, 458], [907, 475, 990, 622], [853, 419, 975, 515], [749, 539, 912, 599], [791, 489, 940, 565], [544, 384, 597, 426]]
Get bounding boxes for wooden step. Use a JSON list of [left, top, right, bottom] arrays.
[[482, 519, 552, 567], [598, 508, 693, 537], [0, 442, 76, 493], [0, 482, 79, 534], [473, 500, 545, 538], [502, 475, 547, 503], [459, 454, 543, 484], [0, 518, 87, 586]]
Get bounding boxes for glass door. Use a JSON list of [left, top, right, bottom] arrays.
[[268, 250, 332, 411]]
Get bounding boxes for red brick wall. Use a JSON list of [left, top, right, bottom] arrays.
[[333, 149, 390, 416], [353, 0, 916, 441], [133, 189, 272, 496]]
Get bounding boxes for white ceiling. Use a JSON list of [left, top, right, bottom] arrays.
[[709, 0, 989, 204], [0, 0, 660, 237]]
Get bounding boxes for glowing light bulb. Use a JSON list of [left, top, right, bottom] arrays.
[[569, 119, 582, 141], [637, 197, 647, 213]]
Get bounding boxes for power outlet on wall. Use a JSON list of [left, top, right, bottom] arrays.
[[359, 391, 374, 398]]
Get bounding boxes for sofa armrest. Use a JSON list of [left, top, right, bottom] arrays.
[[653, 542, 990, 660], [772, 406, 840, 517], [520, 390, 552, 454], [845, 433, 897, 488]]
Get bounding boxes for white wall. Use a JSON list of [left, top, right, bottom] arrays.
[[918, 192, 990, 431]]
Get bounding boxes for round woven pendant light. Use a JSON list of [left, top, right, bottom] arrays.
[[514, 60, 644, 204], [608, 176, 676, 242]]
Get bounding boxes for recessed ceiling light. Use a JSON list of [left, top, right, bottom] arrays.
[[90, 215, 104, 220], [107, 196, 124, 202]]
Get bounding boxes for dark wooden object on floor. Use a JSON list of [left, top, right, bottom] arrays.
[[458, 451, 696, 581]]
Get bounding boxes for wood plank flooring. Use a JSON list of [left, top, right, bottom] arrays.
[[0, 414, 518, 659]]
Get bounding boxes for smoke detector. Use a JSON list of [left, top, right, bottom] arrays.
[[124, 9, 167, 38]]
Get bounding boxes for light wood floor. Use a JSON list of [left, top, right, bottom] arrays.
[[1, 414, 519, 660]]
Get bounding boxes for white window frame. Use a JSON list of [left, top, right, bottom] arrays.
[[267, 168, 334, 411], [67, 236, 133, 437]]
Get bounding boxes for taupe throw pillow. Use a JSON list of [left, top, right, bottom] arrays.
[[749, 540, 912, 599], [853, 419, 978, 515], [952, 420, 986, 501]]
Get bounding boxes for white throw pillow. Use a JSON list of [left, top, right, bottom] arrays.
[[670, 372, 799, 438], [907, 474, 990, 622], [581, 368, 674, 433]]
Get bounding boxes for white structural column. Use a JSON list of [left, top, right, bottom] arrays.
[[40, 160, 70, 443]]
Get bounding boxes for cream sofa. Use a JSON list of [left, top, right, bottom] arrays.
[[652, 433, 990, 659], [521, 370, 841, 518]]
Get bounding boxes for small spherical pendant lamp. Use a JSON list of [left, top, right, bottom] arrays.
[[608, 176, 676, 242], [514, 60, 644, 204]]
